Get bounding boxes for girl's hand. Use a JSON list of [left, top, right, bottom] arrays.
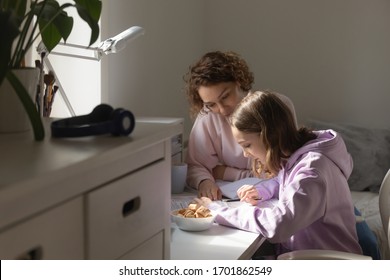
[[237, 184, 261, 206], [194, 197, 213, 207]]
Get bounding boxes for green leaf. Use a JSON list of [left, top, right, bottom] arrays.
[[6, 71, 45, 141], [38, 14, 74, 52], [1, 0, 27, 18], [0, 10, 21, 85], [32, 1, 74, 52], [74, 0, 101, 21], [38, 18, 62, 51], [74, 0, 101, 46], [51, 10, 74, 42]]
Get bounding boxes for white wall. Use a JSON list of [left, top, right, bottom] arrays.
[[101, 0, 390, 144], [205, 0, 390, 129], [101, 0, 206, 140], [47, 0, 101, 117]]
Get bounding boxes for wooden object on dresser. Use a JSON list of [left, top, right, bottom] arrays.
[[0, 117, 183, 260]]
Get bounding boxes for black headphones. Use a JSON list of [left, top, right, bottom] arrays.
[[51, 104, 135, 138]]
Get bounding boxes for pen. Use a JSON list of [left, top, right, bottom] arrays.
[[223, 198, 262, 202]]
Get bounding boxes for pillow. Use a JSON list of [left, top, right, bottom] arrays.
[[306, 119, 390, 192]]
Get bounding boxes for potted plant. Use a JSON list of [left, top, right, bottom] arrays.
[[0, 0, 102, 140]]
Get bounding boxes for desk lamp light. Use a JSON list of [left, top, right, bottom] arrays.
[[37, 26, 145, 116]]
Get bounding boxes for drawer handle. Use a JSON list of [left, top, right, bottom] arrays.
[[122, 196, 141, 217], [17, 246, 43, 260]]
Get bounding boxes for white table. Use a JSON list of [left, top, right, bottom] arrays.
[[170, 190, 267, 260], [170, 223, 265, 260]]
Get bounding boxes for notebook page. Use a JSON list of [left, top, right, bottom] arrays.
[[216, 177, 263, 199]]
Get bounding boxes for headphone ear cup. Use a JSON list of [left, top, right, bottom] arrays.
[[90, 104, 114, 123], [50, 104, 135, 138], [110, 108, 135, 136]]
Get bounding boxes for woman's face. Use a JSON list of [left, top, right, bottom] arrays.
[[231, 127, 266, 164], [198, 82, 245, 117]]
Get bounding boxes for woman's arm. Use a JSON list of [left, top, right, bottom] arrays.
[[186, 115, 220, 189]]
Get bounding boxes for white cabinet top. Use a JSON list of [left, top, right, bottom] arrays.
[[0, 117, 183, 230]]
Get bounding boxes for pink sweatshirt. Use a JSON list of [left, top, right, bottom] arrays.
[[207, 130, 362, 255], [185, 112, 252, 189]]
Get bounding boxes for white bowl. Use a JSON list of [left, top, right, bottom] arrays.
[[171, 209, 215, 231]]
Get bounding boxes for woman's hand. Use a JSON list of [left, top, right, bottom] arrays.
[[237, 184, 261, 206], [198, 179, 222, 200]]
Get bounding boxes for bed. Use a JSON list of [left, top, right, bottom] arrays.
[[307, 119, 390, 259]]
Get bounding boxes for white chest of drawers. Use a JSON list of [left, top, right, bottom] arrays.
[[0, 117, 183, 259]]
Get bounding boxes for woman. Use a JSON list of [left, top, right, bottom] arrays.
[[184, 51, 296, 200], [197, 90, 362, 255]]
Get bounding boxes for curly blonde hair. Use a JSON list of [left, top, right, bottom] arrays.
[[183, 51, 254, 119]]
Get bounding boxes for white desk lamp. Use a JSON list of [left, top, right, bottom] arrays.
[[37, 26, 145, 116]]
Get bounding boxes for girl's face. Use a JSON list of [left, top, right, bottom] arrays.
[[198, 82, 245, 117], [232, 127, 266, 164]]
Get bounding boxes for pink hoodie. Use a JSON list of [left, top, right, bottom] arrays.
[[207, 130, 362, 254]]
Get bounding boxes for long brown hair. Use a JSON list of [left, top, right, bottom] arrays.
[[230, 90, 316, 177], [183, 51, 254, 119]]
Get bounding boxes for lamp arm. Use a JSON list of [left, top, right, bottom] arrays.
[[95, 26, 145, 60], [38, 42, 100, 61], [51, 42, 99, 61], [35, 26, 144, 117]]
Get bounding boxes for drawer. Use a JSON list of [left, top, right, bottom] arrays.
[[0, 197, 84, 260], [86, 159, 170, 259], [118, 231, 164, 260]]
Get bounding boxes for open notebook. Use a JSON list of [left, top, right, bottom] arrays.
[[171, 179, 277, 211], [217, 177, 263, 199]]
